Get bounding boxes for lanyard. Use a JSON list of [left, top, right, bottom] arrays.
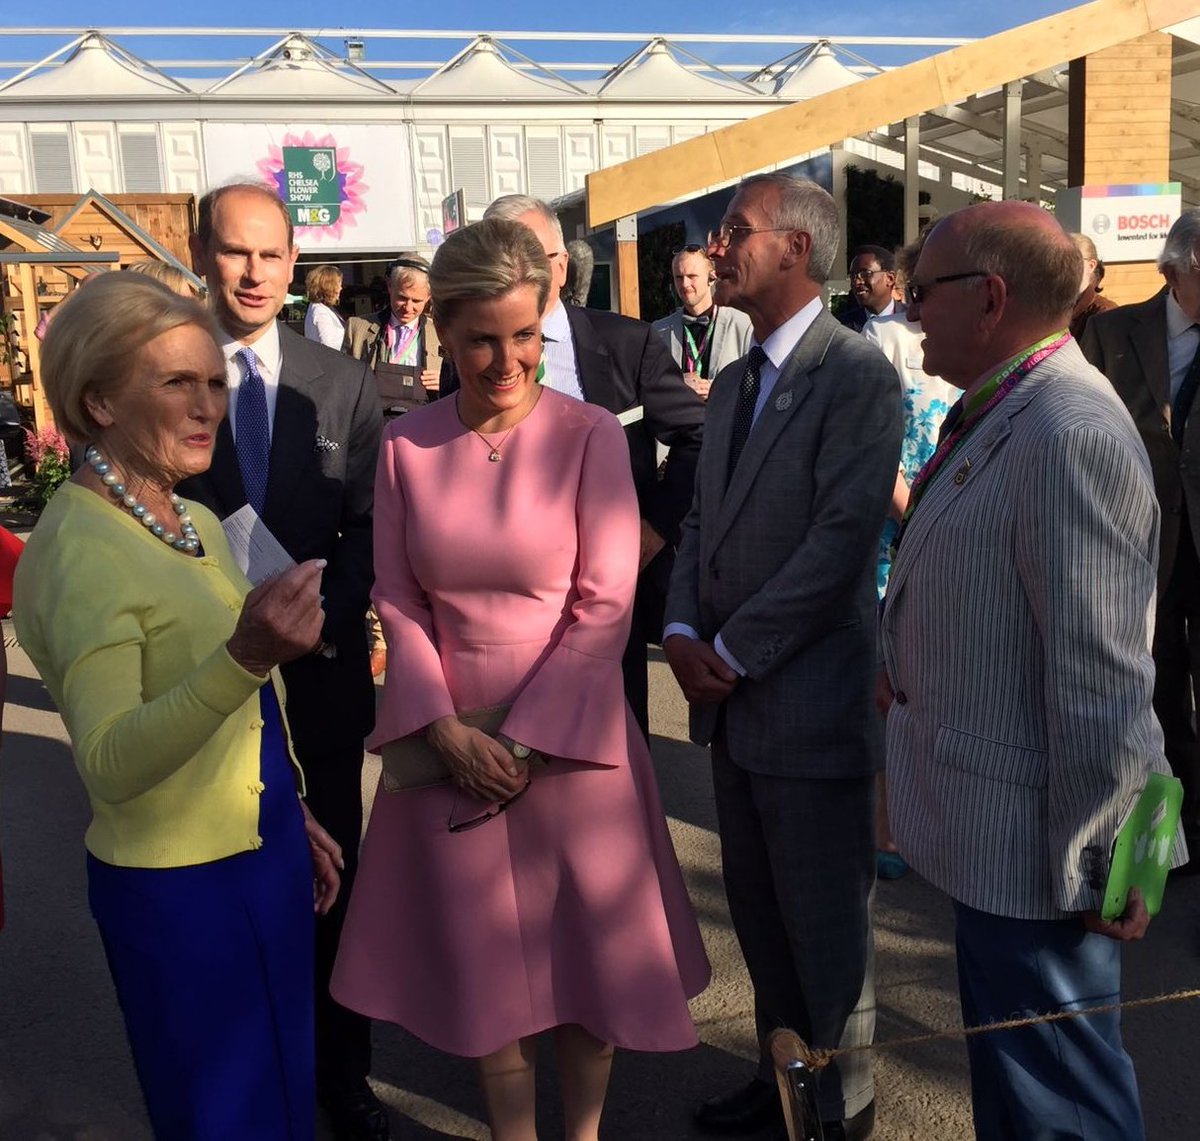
[[894, 330, 1070, 552], [682, 309, 716, 375]]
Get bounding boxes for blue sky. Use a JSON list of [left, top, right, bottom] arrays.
[[1, 2, 1083, 76]]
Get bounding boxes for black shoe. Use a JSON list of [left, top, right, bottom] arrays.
[[694, 1078, 782, 1135], [821, 1099, 876, 1141], [318, 1081, 390, 1141]]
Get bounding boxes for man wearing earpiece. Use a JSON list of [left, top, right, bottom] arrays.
[[653, 245, 753, 402]]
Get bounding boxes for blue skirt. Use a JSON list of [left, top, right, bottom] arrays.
[[88, 688, 315, 1141]]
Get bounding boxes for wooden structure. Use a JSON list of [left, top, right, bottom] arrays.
[[21, 192, 195, 268], [0, 190, 197, 431], [586, 0, 1198, 311]]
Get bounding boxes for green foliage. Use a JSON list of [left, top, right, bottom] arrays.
[[844, 165, 931, 265], [22, 426, 70, 511], [637, 221, 687, 322]]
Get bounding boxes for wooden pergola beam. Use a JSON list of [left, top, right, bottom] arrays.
[[586, 0, 1198, 228]]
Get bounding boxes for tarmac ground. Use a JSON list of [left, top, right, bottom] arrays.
[[1, 637, 1198, 1140]]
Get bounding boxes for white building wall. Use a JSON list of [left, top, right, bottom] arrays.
[[0, 124, 28, 195]]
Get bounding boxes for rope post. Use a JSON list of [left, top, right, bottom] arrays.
[[770, 1029, 826, 1141]]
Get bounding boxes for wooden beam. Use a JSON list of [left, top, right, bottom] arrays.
[[586, 0, 1197, 227], [615, 215, 640, 319]]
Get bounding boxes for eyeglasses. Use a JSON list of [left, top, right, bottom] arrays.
[[447, 778, 532, 833], [850, 268, 888, 282], [706, 224, 794, 250], [905, 271, 988, 306]]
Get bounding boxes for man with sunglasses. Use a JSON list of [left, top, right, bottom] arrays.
[[653, 245, 752, 401], [839, 245, 901, 333], [882, 200, 1178, 1141], [665, 173, 903, 1141]]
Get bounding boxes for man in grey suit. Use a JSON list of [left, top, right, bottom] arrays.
[[652, 245, 753, 401], [664, 173, 903, 1140], [883, 200, 1181, 1140], [183, 184, 387, 1141], [1081, 210, 1200, 872]]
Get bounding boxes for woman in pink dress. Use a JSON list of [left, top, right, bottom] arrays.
[[331, 219, 709, 1139]]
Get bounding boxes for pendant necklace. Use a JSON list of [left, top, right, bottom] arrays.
[[470, 424, 517, 462]]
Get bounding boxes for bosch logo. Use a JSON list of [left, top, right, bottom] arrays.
[[1092, 214, 1111, 234]]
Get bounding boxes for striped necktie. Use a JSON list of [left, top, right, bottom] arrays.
[[235, 347, 270, 515]]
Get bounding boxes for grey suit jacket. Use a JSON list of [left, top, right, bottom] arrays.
[[1080, 288, 1197, 595], [652, 306, 754, 383], [882, 340, 1177, 920], [664, 306, 904, 778]]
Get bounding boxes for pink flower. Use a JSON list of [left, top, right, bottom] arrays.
[[24, 426, 68, 468]]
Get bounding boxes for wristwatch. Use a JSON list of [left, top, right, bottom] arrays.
[[312, 639, 338, 660], [498, 734, 531, 759]]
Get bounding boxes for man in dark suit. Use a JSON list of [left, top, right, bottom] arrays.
[[1082, 207, 1200, 872], [440, 193, 706, 736], [664, 173, 903, 1140], [182, 183, 387, 1141], [839, 245, 903, 333]]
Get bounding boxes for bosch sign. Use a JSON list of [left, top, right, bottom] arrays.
[[1056, 184, 1182, 264]]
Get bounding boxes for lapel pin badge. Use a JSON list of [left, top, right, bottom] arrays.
[[953, 458, 971, 485], [775, 391, 792, 412]]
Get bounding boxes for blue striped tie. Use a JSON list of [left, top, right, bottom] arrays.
[[235, 347, 270, 515]]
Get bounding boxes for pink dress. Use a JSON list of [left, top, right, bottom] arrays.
[[331, 388, 710, 1058]]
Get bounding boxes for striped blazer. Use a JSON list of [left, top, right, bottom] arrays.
[[882, 340, 1179, 920]]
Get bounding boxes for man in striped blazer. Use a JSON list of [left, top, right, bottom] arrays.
[[881, 200, 1182, 1141]]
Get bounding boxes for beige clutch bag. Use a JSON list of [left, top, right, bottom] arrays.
[[380, 704, 544, 792]]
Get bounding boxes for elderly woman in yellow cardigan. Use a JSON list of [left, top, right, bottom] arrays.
[[14, 272, 342, 1141]]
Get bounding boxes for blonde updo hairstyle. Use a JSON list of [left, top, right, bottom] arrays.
[[41, 271, 220, 445], [428, 219, 551, 329]]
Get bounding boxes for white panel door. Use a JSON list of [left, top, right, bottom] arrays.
[[563, 127, 597, 193], [161, 123, 204, 195], [413, 127, 450, 237], [73, 123, 119, 194], [601, 127, 634, 168], [488, 127, 524, 199], [0, 126, 29, 195]]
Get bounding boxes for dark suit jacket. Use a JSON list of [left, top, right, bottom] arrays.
[[1081, 288, 1194, 594], [179, 323, 384, 756], [441, 303, 705, 547], [665, 307, 904, 778]]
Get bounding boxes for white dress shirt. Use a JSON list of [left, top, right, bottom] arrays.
[[540, 299, 586, 402], [1166, 290, 1200, 402], [664, 296, 825, 674], [222, 322, 283, 443], [304, 302, 345, 350]]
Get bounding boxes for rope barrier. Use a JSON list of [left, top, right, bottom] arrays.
[[771, 987, 1200, 1073]]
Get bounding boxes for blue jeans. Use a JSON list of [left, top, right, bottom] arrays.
[[953, 900, 1144, 1141]]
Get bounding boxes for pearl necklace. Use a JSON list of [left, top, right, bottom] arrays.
[[85, 446, 200, 554]]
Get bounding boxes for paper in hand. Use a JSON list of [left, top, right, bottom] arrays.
[[221, 504, 297, 586]]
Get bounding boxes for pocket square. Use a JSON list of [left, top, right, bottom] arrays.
[[314, 435, 340, 454]]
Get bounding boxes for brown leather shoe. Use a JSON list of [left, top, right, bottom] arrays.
[[369, 647, 387, 677]]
